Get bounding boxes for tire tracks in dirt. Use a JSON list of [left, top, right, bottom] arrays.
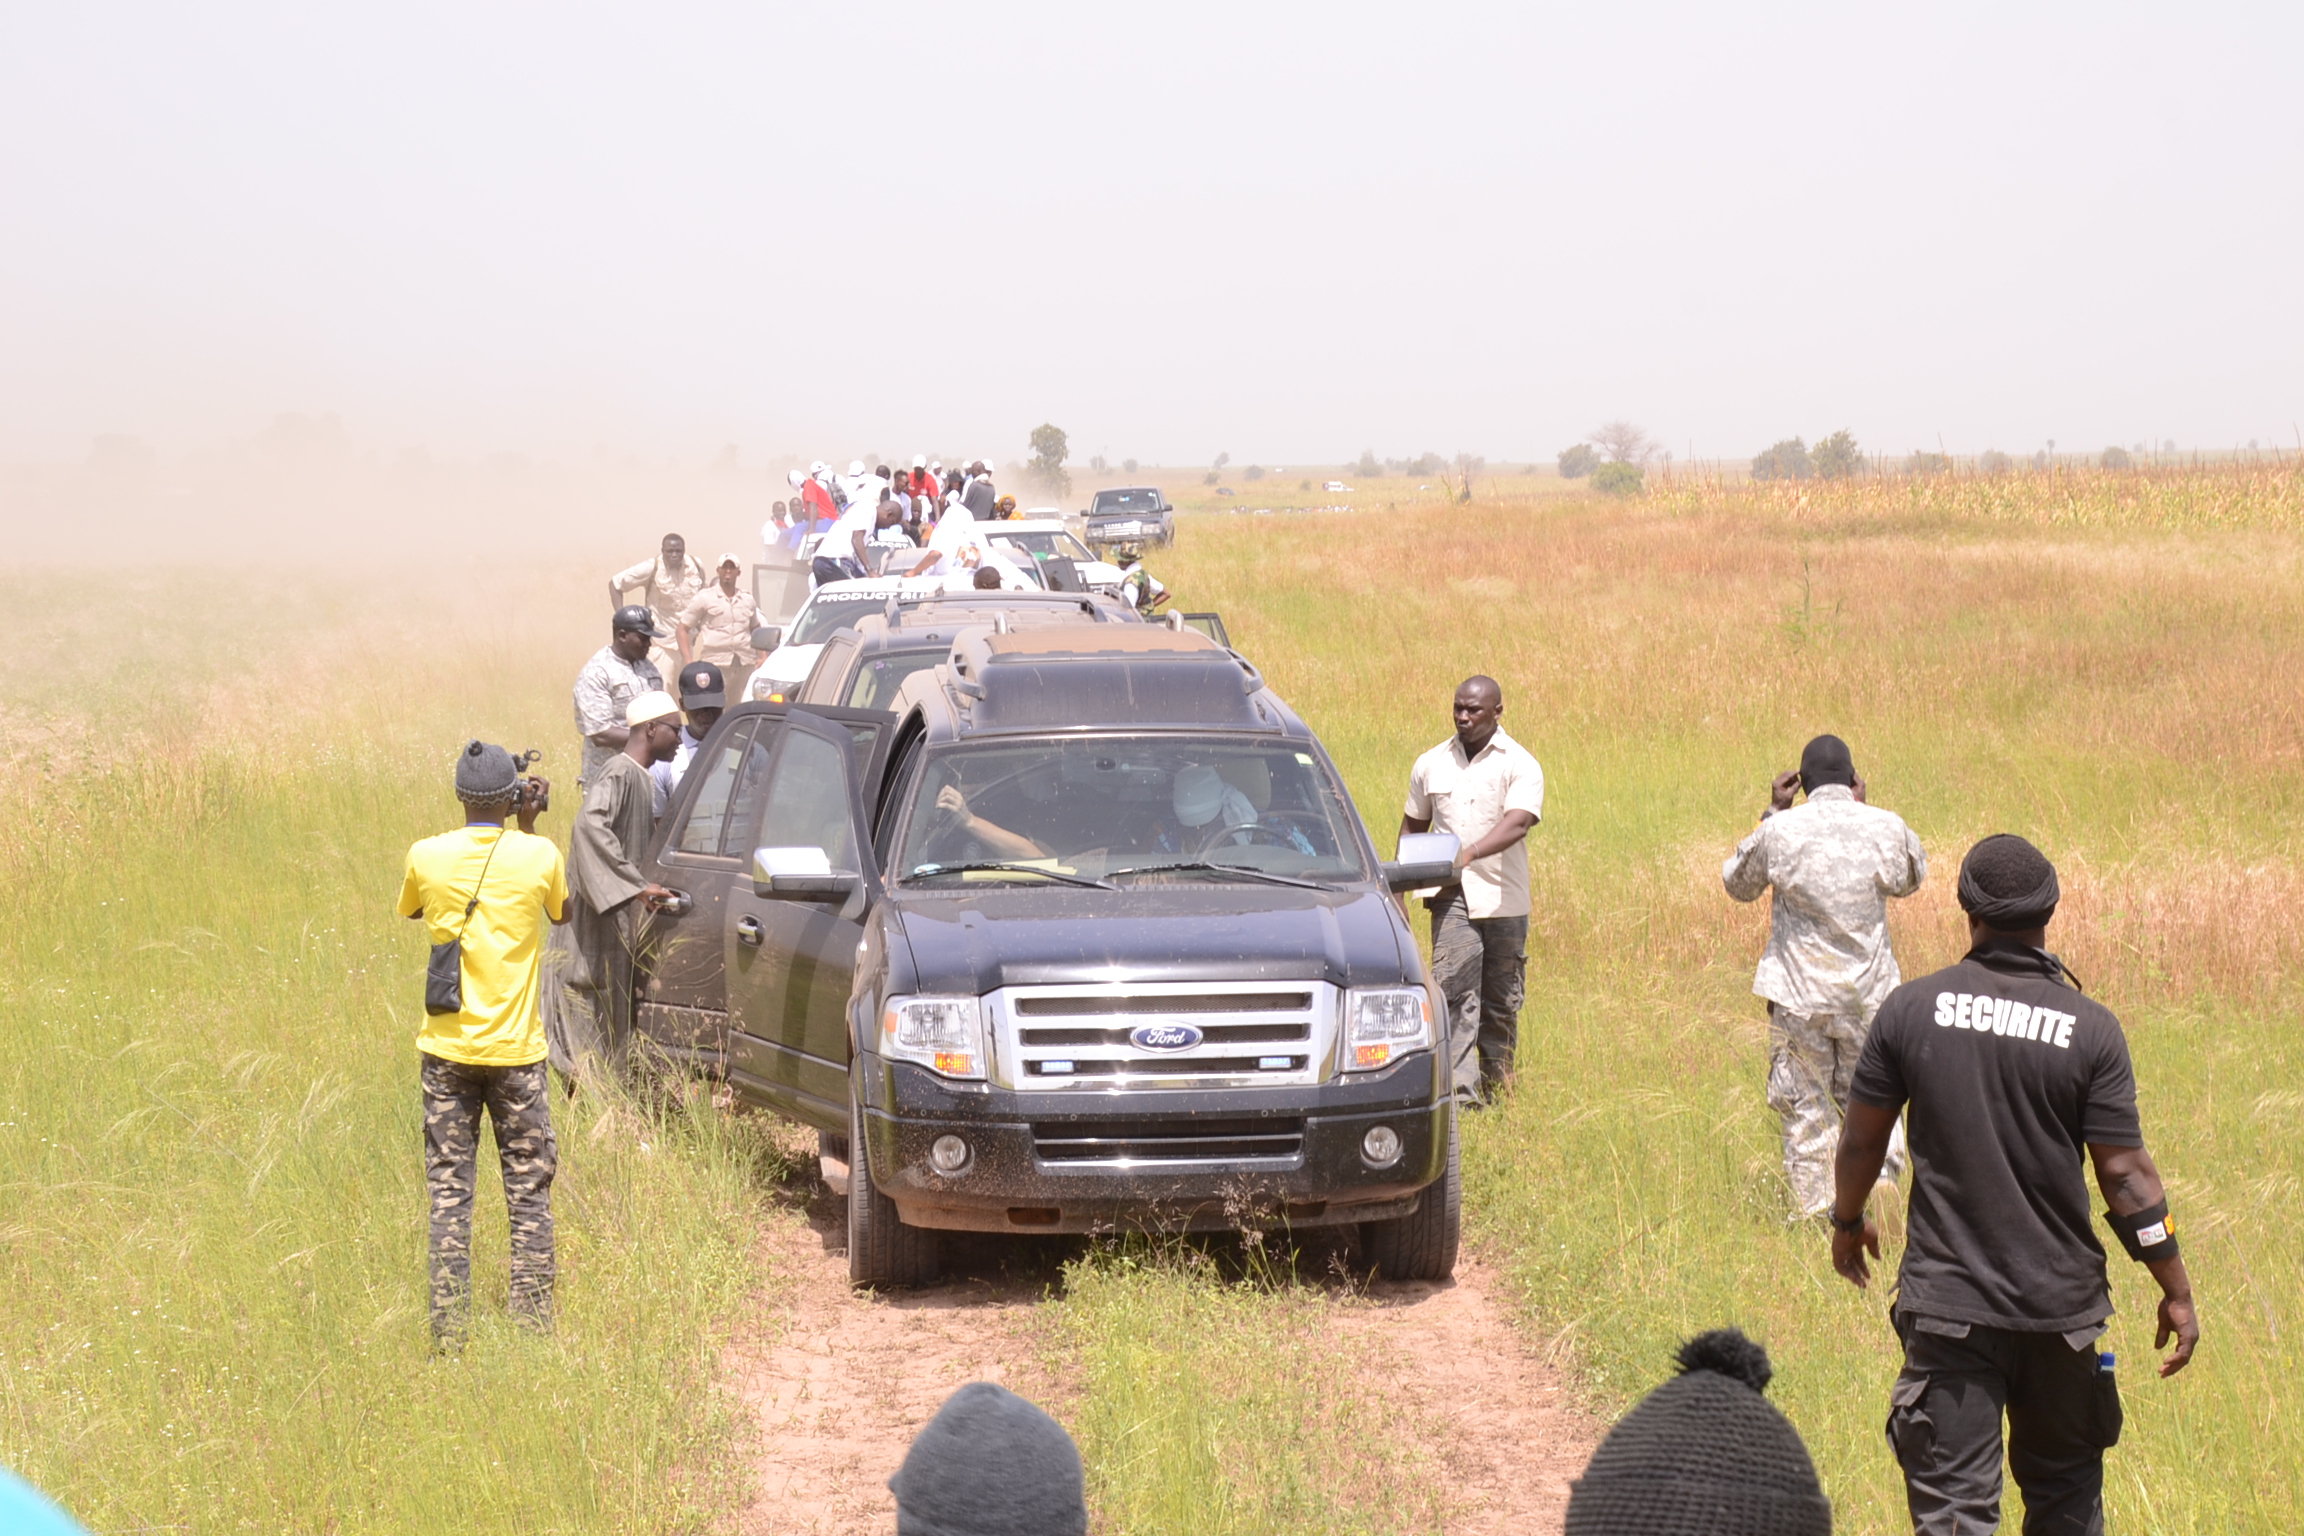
[[723, 1159, 1598, 1535]]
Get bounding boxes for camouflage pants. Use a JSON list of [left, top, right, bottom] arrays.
[[1767, 1005, 1908, 1217], [1429, 894, 1528, 1103], [422, 1053, 556, 1342]]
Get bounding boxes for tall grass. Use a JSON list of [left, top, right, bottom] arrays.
[[1045, 1243, 1440, 1536], [1160, 475, 2304, 1533], [0, 567, 788, 1532]]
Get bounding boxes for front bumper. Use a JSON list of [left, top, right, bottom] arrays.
[[854, 1050, 1449, 1234]]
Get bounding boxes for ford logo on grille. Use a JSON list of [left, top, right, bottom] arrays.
[[1130, 1023, 1203, 1052]]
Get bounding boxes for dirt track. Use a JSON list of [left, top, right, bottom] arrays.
[[724, 1162, 1598, 1534]]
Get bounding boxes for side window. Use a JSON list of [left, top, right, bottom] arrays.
[[755, 729, 858, 870], [718, 720, 787, 858], [670, 722, 752, 857]]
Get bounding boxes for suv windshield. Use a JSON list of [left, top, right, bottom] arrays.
[[986, 530, 1094, 563], [896, 736, 1371, 885], [790, 596, 894, 647], [1092, 490, 1163, 513]]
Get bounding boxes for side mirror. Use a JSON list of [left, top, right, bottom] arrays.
[[750, 625, 782, 653], [1381, 831, 1461, 893], [753, 846, 860, 902]]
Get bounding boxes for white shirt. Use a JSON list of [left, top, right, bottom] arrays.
[[1403, 728, 1545, 918], [818, 506, 876, 570]]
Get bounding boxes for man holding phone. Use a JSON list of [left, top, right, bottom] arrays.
[[1723, 734, 1925, 1220]]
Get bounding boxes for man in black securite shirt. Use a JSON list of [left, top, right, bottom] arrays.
[[1829, 833, 2198, 1534]]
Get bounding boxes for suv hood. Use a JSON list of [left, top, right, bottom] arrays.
[[890, 884, 1414, 992]]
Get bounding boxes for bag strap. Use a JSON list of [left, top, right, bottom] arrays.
[[456, 830, 504, 937]]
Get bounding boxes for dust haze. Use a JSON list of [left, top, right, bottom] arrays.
[[5, 3, 2302, 564]]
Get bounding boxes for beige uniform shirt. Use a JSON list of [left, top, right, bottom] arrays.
[[677, 583, 764, 666], [1722, 784, 1927, 1017], [1404, 729, 1545, 919], [612, 553, 709, 637], [572, 645, 663, 788]]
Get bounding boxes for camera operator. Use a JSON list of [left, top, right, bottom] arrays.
[[397, 741, 567, 1347]]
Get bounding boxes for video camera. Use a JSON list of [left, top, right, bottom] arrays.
[[510, 747, 548, 813]]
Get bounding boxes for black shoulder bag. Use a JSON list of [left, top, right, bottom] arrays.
[[424, 833, 503, 1015]]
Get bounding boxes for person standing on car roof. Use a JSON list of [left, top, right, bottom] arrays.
[[607, 533, 707, 681], [676, 554, 764, 703], [399, 740, 568, 1345], [962, 461, 998, 520], [549, 692, 681, 1082], [812, 494, 903, 588], [1399, 675, 1543, 1107], [1831, 832, 2198, 1534], [651, 662, 725, 816], [1723, 734, 1923, 1221], [572, 606, 667, 789]]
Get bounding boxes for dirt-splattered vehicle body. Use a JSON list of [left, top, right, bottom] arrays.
[[633, 626, 1459, 1286]]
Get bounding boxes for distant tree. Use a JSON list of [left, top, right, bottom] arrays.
[[1299, 479, 1313, 491], [1904, 451, 1950, 476], [1089, 453, 1108, 473], [1557, 443, 1599, 478], [1213, 451, 1231, 471], [1355, 449, 1383, 478], [1025, 423, 1071, 496], [2100, 446, 2133, 470], [1123, 458, 1139, 474], [1591, 461, 1644, 497], [1405, 451, 1443, 477], [1590, 421, 1652, 464], [1978, 449, 2012, 474], [1812, 429, 1862, 480], [1751, 439, 1813, 481], [1203, 471, 1220, 486], [1244, 464, 1265, 482]]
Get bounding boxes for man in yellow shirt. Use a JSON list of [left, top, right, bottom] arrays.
[[398, 740, 570, 1346]]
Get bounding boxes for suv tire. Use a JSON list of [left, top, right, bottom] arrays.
[[847, 1092, 939, 1290], [1361, 1111, 1460, 1281]]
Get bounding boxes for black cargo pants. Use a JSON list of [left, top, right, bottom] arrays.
[[1888, 1312, 2122, 1535]]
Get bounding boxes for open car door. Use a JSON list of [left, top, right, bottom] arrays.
[[720, 707, 891, 1130]]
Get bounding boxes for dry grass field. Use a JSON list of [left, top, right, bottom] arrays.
[[2, 458, 2298, 1532]]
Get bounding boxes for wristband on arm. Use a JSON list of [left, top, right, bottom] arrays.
[[2105, 1199, 2180, 1263]]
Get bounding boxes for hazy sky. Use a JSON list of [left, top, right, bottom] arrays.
[[4, 2, 2299, 468]]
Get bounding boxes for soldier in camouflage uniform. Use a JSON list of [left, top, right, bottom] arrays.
[[1723, 734, 1924, 1218], [399, 740, 570, 1345]]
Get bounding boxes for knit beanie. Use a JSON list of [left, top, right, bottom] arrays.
[[1565, 1330, 1831, 1536], [889, 1382, 1087, 1536], [454, 740, 518, 804]]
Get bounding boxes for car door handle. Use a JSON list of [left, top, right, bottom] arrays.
[[736, 915, 764, 947], [657, 888, 693, 917]]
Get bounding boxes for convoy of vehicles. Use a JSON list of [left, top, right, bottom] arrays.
[[631, 615, 1464, 1289]]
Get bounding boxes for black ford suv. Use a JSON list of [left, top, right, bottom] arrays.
[[1082, 486, 1174, 548], [631, 626, 1459, 1287]]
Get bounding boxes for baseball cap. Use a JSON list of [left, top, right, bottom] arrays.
[[810, 460, 829, 476], [787, 467, 806, 487], [677, 661, 726, 709], [912, 453, 927, 468], [625, 690, 681, 728], [849, 459, 866, 475], [716, 550, 743, 569], [613, 604, 667, 637]]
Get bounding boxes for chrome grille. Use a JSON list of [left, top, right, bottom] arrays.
[[1032, 1116, 1305, 1164], [989, 981, 1337, 1091]]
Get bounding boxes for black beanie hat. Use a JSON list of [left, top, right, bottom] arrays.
[[1958, 833, 2061, 930], [454, 740, 518, 804], [1797, 734, 1856, 792], [1565, 1329, 1832, 1536], [889, 1382, 1087, 1536]]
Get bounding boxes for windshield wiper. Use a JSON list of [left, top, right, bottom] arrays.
[[905, 860, 1116, 891], [1111, 860, 1327, 890]]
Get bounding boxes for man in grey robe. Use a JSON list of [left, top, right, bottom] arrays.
[[547, 690, 681, 1082]]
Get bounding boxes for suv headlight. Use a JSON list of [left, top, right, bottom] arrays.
[[1342, 987, 1433, 1071], [880, 995, 987, 1080]]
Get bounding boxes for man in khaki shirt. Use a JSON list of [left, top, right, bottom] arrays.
[[676, 553, 764, 702], [608, 533, 708, 682], [1400, 676, 1545, 1106]]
